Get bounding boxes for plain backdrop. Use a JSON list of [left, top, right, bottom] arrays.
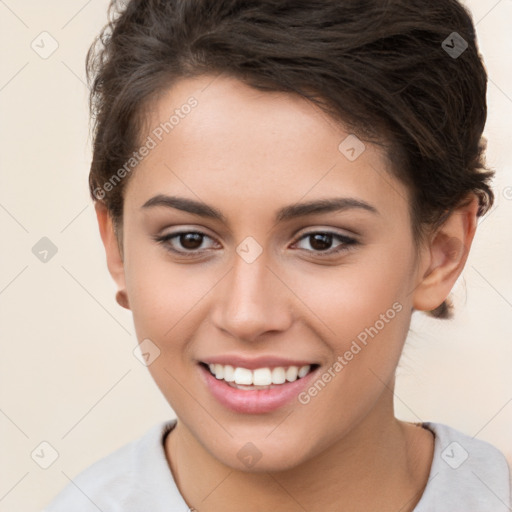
[[1, 1, 511, 510]]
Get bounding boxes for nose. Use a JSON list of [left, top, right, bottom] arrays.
[[210, 250, 294, 343]]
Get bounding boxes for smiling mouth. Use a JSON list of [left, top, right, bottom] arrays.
[[199, 362, 319, 390]]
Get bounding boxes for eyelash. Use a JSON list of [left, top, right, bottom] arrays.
[[153, 230, 359, 258]]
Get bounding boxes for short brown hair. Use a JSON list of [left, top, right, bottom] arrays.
[[86, 0, 495, 319]]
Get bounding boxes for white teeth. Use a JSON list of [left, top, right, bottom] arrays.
[[233, 367, 253, 385], [285, 366, 299, 382], [214, 363, 224, 380], [205, 363, 313, 386], [223, 364, 235, 382], [253, 368, 272, 386], [271, 367, 286, 384], [298, 365, 310, 378]]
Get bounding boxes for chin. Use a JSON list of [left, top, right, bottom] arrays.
[[221, 446, 309, 474]]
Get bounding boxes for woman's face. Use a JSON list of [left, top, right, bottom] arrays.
[[119, 74, 427, 471]]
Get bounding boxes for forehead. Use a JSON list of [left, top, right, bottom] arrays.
[[126, 75, 411, 226]]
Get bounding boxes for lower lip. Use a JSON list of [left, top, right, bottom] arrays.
[[199, 364, 319, 414]]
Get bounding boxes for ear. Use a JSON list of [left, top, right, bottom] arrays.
[[412, 194, 479, 313], [95, 202, 130, 310]]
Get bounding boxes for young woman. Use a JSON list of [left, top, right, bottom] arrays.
[[44, 0, 511, 510]]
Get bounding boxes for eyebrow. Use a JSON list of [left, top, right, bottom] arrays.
[[141, 194, 379, 223]]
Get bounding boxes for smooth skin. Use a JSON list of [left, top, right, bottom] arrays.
[[96, 74, 479, 511]]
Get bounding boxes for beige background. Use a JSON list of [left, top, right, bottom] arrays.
[[1, 1, 511, 510]]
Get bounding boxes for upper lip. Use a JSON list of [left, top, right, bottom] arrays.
[[200, 355, 318, 370]]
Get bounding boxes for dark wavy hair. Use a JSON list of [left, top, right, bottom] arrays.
[[86, 0, 494, 319]]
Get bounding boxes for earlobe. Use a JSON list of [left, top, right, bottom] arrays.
[[95, 202, 131, 310], [412, 194, 479, 313], [115, 290, 130, 309]]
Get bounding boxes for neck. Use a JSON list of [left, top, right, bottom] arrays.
[[165, 399, 434, 511]]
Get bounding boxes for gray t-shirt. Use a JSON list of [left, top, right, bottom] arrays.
[[43, 419, 511, 511]]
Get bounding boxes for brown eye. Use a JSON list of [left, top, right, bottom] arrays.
[[179, 232, 204, 250], [293, 231, 358, 257], [308, 233, 333, 251], [154, 230, 218, 255]]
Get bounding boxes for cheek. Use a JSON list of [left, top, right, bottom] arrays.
[[123, 244, 221, 368], [289, 243, 414, 410], [122, 240, 184, 350], [123, 250, 203, 410], [290, 261, 410, 442], [298, 246, 412, 341]]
